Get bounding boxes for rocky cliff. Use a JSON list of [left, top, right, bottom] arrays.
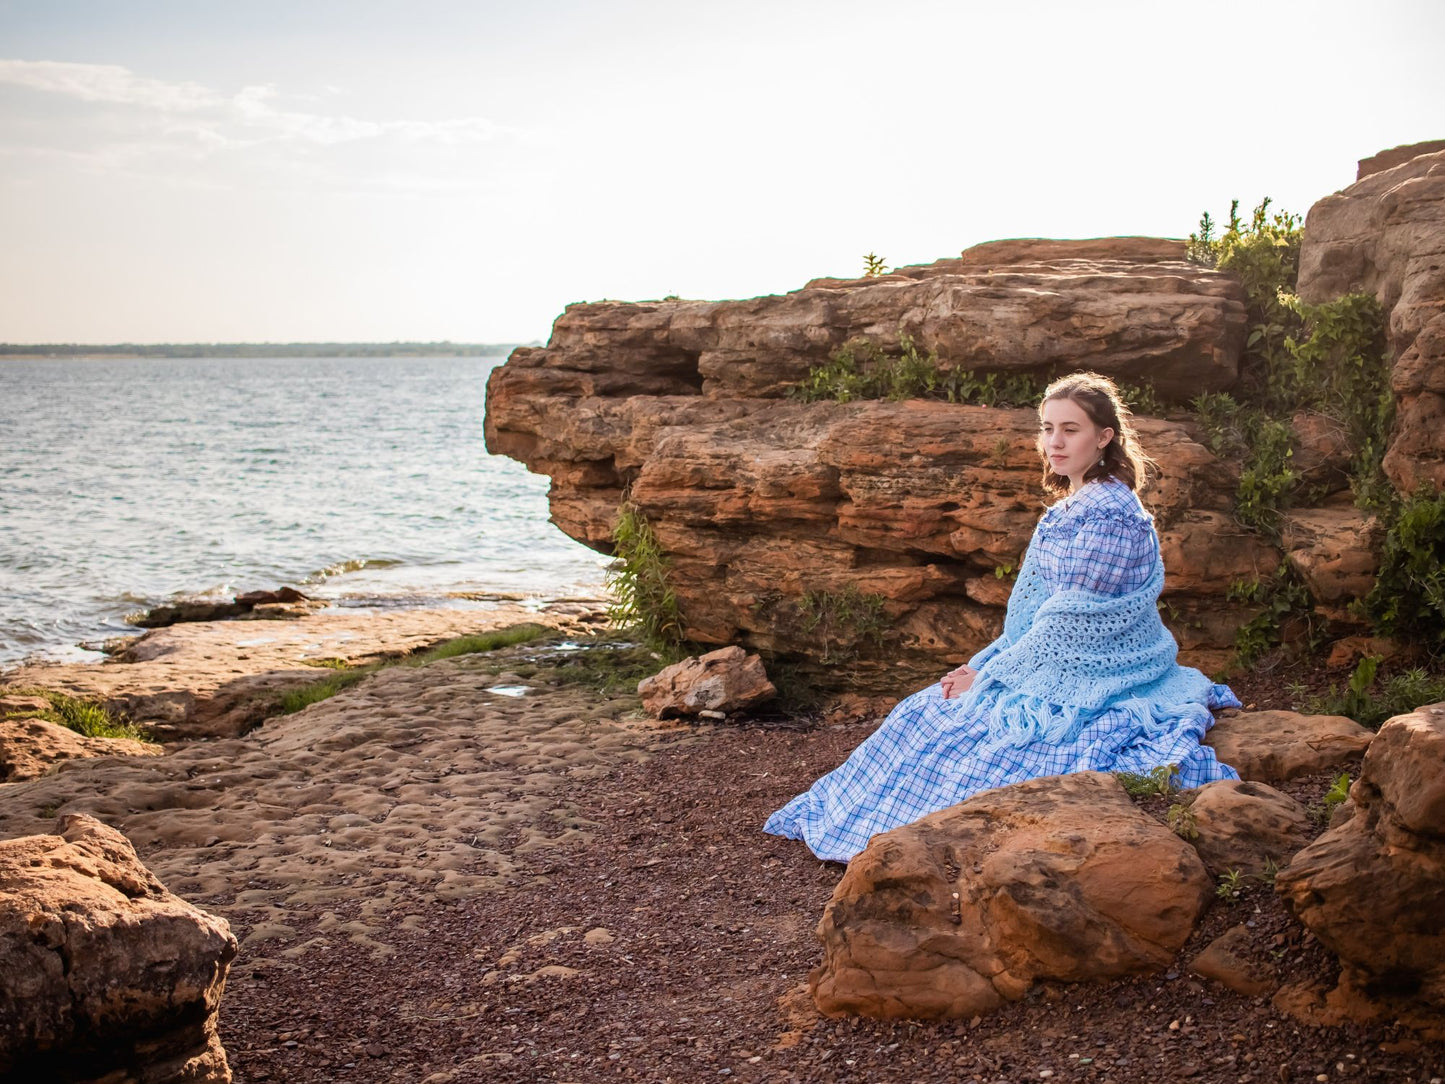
[[485, 142, 1445, 690]]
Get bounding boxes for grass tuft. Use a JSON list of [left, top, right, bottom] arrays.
[[5, 687, 153, 742]]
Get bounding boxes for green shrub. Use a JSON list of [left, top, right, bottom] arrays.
[[1227, 566, 1319, 665], [605, 501, 685, 651], [1365, 487, 1445, 649], [1307, 656, 1445, 728]]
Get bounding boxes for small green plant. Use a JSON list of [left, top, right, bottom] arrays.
[[1309, 771, 1353, 824], [1256, 857, 1281, 887], [1323, 772, 1351, 811], [8, 688, 152, 742], [1307, 661, 1445, 729], [936, 368, 1046, 408], [301, 657, 352, 669], [863, 252, 889, 277], [606, 501, 685, 651], [1216, 868, 1246, 902], [1116, 381, 1164, 417], [1167, 801, 1199, 840], [790, 332, 1050, 408], [1115, 764, 1178, 798], [798, 586, 888, 665]]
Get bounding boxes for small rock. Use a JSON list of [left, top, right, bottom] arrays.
[[637, 646, 776, 719]]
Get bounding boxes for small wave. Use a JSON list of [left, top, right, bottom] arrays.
[[301, 558, 404, 583]]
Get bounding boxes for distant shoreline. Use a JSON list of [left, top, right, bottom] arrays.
[[0, 341, 537, 359]]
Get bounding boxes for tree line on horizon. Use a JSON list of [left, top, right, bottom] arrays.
[[0, 341, 538, 359]]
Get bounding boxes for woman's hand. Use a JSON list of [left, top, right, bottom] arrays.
[[940, 664, 978, 700]]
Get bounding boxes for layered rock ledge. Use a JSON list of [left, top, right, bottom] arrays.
[[486, 142, 1445, 685], [487, 240, 1266, 684]]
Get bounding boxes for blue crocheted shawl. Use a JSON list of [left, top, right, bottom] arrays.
[[959, 480, 1220, 747]]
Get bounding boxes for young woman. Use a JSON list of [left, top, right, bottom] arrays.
[[764, 371, 1240, 862]]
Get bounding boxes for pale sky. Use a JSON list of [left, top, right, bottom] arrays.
[[2, 0, 1442, 344]]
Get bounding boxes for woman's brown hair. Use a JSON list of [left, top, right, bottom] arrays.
[[1037, 371, 1154, 497]]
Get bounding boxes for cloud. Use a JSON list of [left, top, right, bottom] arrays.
[[0, 59, 508, 149]]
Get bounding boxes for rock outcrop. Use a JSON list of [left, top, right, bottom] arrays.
[[637, 645, 776, 718], [1203, 710, 1374, 782], [1275, 701, 1445, 1030], [486, 142, 1445, 684], [809, 772, 1212, 1020], [486, 239, 1268, 684], [0, 814, 237, 1083], [0, 717, 162, 783], [1299, 142, 1445, 492]]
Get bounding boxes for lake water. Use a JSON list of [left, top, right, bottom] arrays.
[[0, 355, 610, 666]]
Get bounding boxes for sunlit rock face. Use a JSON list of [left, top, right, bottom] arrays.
[[485, 237, 1266, 689], [487, 161, 1445, 688], [1298, 141, 1445, 492]]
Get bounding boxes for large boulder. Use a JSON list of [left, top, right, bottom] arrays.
[[1203, 710, 1373, 782], [1298, 142, 1445, 492], [809, 772, 1212, 1020], [1275, 701, 1445, 1030], [0, 814, 237, 1083]]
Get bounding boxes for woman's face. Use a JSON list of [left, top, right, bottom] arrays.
[[1039, 396, 1114, 490]]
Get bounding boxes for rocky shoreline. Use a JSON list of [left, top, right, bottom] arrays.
[[0, 603, 1442, 1082]]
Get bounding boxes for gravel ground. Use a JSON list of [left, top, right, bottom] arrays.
[[217, 702, 1445, 1084]]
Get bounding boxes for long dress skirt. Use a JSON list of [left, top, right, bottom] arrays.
[[763, 680, 1240, 863]]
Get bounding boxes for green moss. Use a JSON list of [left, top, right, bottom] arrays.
[[274, 623, 557, 716]]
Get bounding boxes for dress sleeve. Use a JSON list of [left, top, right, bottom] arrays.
[[1035, 513, 1156, 598]]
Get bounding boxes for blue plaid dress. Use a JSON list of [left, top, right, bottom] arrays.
[[764, 479, 1240, 862]]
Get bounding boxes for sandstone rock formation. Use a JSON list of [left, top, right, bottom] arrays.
[[487, 142, 1445, 683], [0, 814, 237, 1083], [637, 645, 776, 718], [809, 772, 1212, 1020], [1298, 142, 1445, 491], [1203, 709, 1373, 782], [0, 716, 162, 783], [1275, 701, 1445, 1029], [1178, 779, 1314, 876], [486, 239, 1269, 684], [2, 604, 595, 742]]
